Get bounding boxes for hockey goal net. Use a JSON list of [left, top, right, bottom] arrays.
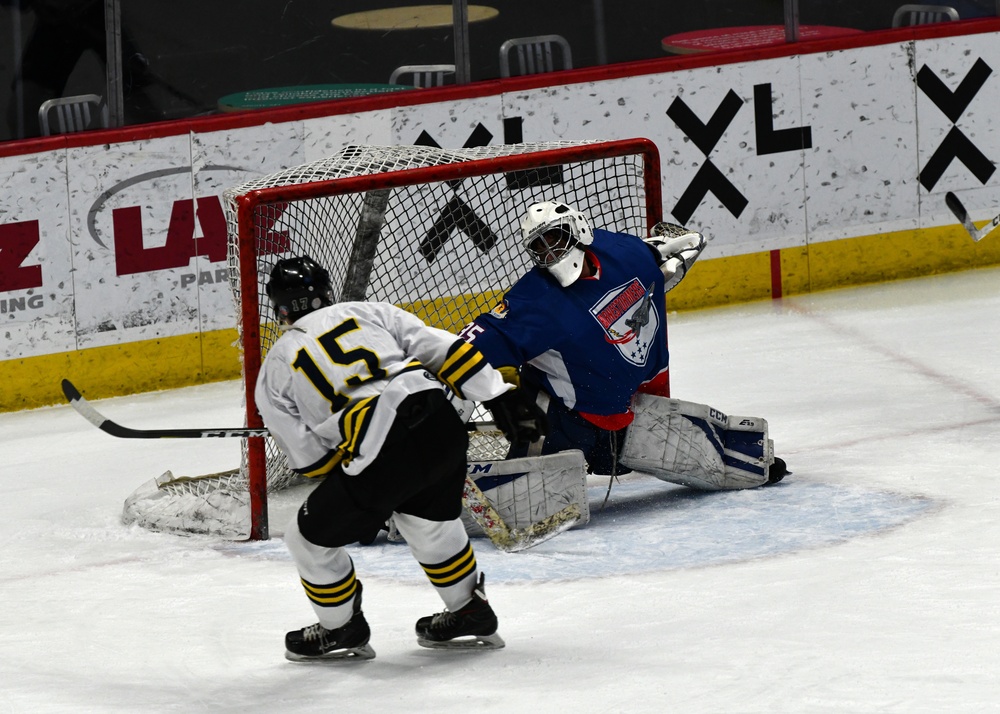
[[123, 138, 662, 540]]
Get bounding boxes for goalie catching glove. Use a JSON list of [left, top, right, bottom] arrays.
[[484, 387, 548, 445], [645, 222, 707, 293]]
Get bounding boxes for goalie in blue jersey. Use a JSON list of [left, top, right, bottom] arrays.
[[459, 201, 787, 495]]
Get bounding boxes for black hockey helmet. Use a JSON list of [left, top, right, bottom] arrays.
[[265, 255, 335, 322]]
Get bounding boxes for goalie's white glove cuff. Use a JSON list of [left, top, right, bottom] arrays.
[[661, 257, 686, 293], [644, 224, 706, 293]]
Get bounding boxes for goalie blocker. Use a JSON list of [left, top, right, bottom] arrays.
[[621, 394, 782, 490]]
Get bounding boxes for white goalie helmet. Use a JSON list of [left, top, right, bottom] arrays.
[[520, 201, 594, 287]]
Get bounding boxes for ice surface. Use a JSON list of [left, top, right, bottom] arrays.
[[2, 267, 999, 713]]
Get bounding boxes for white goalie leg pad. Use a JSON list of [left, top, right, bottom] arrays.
[[461, 450, 590, 538], [620, 394, 773, 490]]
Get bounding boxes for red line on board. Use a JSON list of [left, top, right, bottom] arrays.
[[770, 249, 783, 299]]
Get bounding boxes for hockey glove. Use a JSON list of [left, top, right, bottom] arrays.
[[485, 387, 548, 446], [645, 223, 706, 293]]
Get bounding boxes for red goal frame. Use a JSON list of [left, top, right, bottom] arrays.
[[231, 138, 663, 539]]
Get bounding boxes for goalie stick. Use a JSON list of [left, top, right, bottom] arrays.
[[62, 379, 576, 551], [461, 477, 582, 553], [945, 192, 1000, 243]]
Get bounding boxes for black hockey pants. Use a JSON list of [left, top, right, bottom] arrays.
[[297, 389, 469, 548]]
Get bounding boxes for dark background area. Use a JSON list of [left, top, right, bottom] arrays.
[[1, 0, 996, 141]]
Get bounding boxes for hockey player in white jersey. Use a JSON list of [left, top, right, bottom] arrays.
[[255, 256, 546, 662], [459, 201, 787, 496]]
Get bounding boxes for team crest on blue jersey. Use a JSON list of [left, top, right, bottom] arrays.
[[589, 279, 658, 366]]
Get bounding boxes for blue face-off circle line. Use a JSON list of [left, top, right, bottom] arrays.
[[218, 480, 937, 583]]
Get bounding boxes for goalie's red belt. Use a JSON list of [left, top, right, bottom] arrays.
[[576, 371, 670, 432], [579, 410, 634, 431]]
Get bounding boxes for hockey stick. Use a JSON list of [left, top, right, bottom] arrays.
[[63, 378, 487, 439], [63, 379, 577, 550], [61, 379, 269, 439], [462, 476, 582, 553], [945, 192, 1000, 243]]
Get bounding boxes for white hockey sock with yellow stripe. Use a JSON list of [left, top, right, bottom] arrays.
[[284, 514, 359, 630], [393, 512, 479, 611]]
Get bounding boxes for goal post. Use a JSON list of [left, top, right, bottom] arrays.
[[121, 138, 663, 541]]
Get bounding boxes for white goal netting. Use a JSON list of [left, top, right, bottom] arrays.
[[122, 139, 657, 538]]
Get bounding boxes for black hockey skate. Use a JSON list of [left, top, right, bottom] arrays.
[[415, 574, 505, 650], [285, 582, 375, 662]]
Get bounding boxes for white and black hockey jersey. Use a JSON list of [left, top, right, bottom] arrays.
[[255, 301, 511, 477]]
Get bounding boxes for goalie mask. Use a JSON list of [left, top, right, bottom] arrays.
[[266, 255, 335, 322], [520, 201, 593, 287]]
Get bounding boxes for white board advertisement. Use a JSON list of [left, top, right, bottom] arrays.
[[1, 31, 999, 368]]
